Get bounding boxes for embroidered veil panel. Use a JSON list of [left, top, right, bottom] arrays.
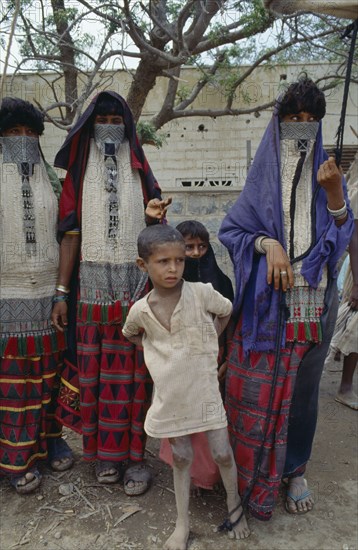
[[280, 139, 327, 343], [79, 140, 148, 323], [0, 155, 64, 356]]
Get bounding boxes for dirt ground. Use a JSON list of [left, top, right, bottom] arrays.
[[1, 360, 357, 550]]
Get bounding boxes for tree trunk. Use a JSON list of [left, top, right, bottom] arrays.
[[51, 0, 78, 124], [264, 0, 357, 19], [126, 58, 160, 122]]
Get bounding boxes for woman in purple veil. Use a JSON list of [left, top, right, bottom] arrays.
[[219, 77, 354, 520]]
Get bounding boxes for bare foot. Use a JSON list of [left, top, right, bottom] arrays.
[[335, 390, 358, 410], [286, 477, 314, 514], [164, 524, 189, 550], [228, 503, 251, 540]]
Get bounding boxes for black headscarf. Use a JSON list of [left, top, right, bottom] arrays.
[[183, 244, 234, 302]]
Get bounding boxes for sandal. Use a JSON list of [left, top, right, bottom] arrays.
[[47, 438, 74, 472], [95, 460, 122, 484], [123, 463, 152, 496], [217, 502, 244, 533], [285, 478, 314, 514], [10, 468, 42, 495], [285, 489, 313, 514]]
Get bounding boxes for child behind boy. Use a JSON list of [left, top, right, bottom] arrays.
[[160, 220, 234, 491], [175, 220, 234, 384], [176, 220, 234, 303], [123, 225, 250, 550]]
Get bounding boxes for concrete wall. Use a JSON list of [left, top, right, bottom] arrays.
[[2, 63, 357, 280], [141, 63, 357, 279]]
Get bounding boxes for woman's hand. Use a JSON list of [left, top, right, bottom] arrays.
[[51, 302, 68, 332], [218, 361, 228, 383], [124, 333, 143, 347], [317, 158, 347, 226], [349, 283, 358, 311], [145, 197, 172, 221], [317, 157, 342, 195], [262, 238, 294, 291]]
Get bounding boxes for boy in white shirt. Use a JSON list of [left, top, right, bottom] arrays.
[[123, 224, 250, 550]]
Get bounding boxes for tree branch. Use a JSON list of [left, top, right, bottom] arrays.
[[184, 0, 225, 51], [151, 66, 181, 128], [175, 53, 226, 112], [170, 101, 277, 119], [224, 26, 346, 106], [1, 0, 20, 99], [177, 0, 197, 50], [121, 0, 188, 65], [140, 1, 176, 45]]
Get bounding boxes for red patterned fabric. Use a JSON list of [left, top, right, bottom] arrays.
[[0, 354, 63, 475], [57, 323, 152, 463], [1, 330, 66, 359], [225, 319, 311, 520], [55, 356, 82, 434], [54, 91, 160, 464]]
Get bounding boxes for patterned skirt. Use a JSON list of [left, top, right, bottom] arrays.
[[0, 353, 62, 475], [56, 323, 153, 463], [225, 319, 311, 520]]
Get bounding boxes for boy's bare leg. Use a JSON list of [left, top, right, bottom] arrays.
[[164, 435, 193, 550], [206, 427, 251, 539]]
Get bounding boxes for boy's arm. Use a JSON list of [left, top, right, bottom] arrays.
[[203, 284, 232, 336], [125, 333, 144, 347], [214, 313, 231, 336], [122, 309, 144, 347]]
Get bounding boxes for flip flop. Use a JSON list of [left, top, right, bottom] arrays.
[[285, 478, 313, 515], [10, 468, 42, 495], [95, 460, 122, 484], [123, 464, 152, 496], [47, 438, 74, 472], [285, 489, 313, 514]]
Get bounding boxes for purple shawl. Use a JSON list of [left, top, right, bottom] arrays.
[[218, 112, 354, 354]]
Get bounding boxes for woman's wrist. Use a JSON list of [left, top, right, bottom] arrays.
[[145, 214, 160, 225], [261, 238, 279, 254], [53, 294, 69, 303], [327, 199, 347, 217], [56, 284, 70, 294], [325, 187, 345, 212], [255, 236, 277, 254]]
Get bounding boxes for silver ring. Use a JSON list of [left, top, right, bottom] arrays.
[[280, 270, 287, 275]]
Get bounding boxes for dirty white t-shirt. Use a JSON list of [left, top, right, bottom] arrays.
[[123, 281, 232, 438]]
